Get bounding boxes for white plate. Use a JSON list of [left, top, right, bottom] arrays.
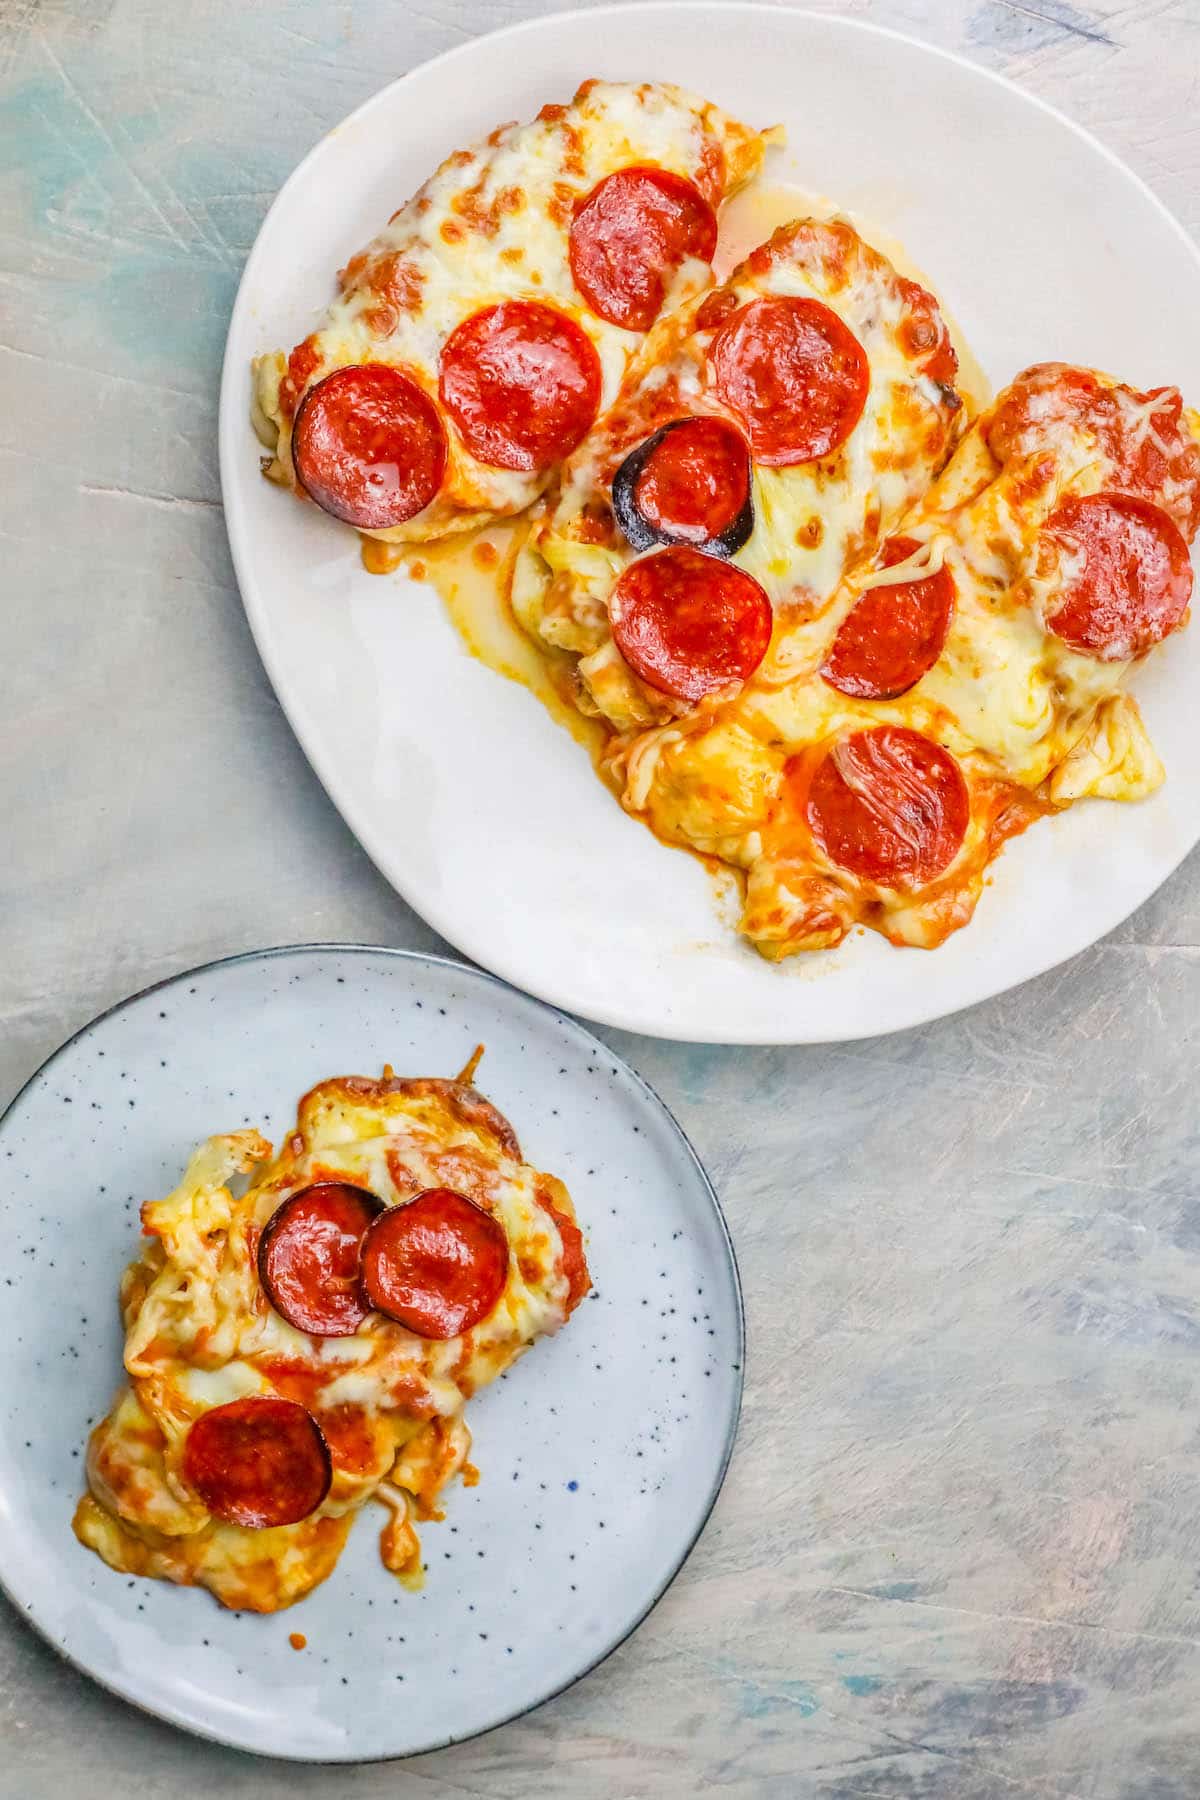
[[219, 6, 1200, 1044], [0, 946, 742, 1761]]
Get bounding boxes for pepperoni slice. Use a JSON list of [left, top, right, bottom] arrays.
[[821, 538, 955, 699], [1041, 491, 1193, 661], [439, 301, 601, 471], [805, 727, 969, 887], [360, 1188, 509, 1340], [986, 368, 1200, 536], [258, 1183, 384, 1338], [611, 417, 753, 557], [569, 166, 718, 332], [709, 296, 870, 466], [183, 1397, 332, 1529], [609, 546, 772, 703], [291, 364, 447, 528]]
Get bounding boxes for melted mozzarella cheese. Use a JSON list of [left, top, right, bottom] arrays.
[[74, 1073, 587, 1611], [518, 215, 965, 730], [1047, 694, 1163, 803], [254, 81, 768, 543], [843, 377, 1193, 791], [604, 364, 1197, 959]]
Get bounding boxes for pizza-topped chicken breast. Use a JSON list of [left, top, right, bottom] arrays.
[[247, 85, 1200, 969], [513, 216, 965, 733], [252, 80, 769, 544], [613, 363, 1199, 956], [74, 1068, 589, 1612]]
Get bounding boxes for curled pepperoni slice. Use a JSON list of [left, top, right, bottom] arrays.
[[569, 165, 718, 332], [292, 364, 447, 528], [709, 296, 870, 466], [611, 416, 753, 557], [1041, 491, 1193, 661], [258, 1183, 384, 1338], [821, 538, 956, 699], [805, 727, 969, 887], [183, 1397, 332, 1529], [609, 546, 772, 703], [439, 301, 601, 471], [360, 1188, 509, 1340]]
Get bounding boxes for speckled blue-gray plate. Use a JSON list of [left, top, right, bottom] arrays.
[[0, 946, 742, 1761]]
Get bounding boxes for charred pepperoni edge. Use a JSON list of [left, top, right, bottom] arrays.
[[359, 1187, 510, 1340], [257, 1182, 386, 1338], [610, 417, 754, 559], [182, 1397, 333, 1530], [301, 1075, 522, 1161]]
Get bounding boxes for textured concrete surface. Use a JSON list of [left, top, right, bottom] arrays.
[[4, 0, 1200, 1793]]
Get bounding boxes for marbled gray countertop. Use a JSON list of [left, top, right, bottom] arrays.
[[4, 0, 1200, 1793]]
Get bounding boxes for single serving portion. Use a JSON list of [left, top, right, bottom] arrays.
[[252, 80, 770, 545], [74, 1063, 589, 1611]]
